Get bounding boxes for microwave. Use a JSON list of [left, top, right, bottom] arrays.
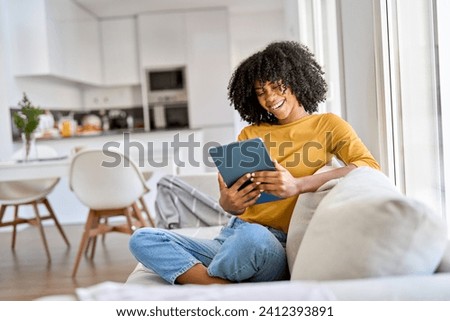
[[147, 67, 188, 104]]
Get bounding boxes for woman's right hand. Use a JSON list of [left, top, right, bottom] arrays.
[[217, 173, 261, 215]]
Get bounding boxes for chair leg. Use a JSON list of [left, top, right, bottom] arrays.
[[32, 201, 51, 262], [89, 215, 101, 260], [11, 205, 19, 250], [89, 236, 98, 260], [0, 205, 20, 250], [101, 217, 108, 243], [42, 198, 70, 247], [132, 202, 148, 229], [139, 197, 155, 227], [85, 216, 102, 255], [85, 236, 92, 256], [0, 204, 6, 223], [72, 210, 96, 278], [124, 206, 135, 232]]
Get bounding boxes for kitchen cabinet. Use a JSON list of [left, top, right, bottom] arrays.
[[101, 18, 140, 86], [137, 9, 233, 129], [83, 86, 142, 109], [8, 0, 102, 84], [138, 12, 187, 68]]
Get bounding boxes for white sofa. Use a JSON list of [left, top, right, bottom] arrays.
[[119, 167, 450, 301]]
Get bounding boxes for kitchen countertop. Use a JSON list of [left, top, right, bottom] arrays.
[[5, 127, 206, 181], [12, 127, 192, 142], [0, 153, 178, 182], [38, 127, 147, 141]]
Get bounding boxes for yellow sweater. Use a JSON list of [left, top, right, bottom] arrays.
[[236, 113, 380, 233]]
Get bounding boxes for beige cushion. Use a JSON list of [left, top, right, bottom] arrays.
[[291, 167, 448, 281], [286, 178, 340, 272], [286, 159, 343, 272], [436, 241, 450, 273]]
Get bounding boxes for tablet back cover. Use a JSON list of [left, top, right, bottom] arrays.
[[209, 138, 282, 204]]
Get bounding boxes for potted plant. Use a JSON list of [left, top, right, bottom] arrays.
[[13, 93, 43, 162]]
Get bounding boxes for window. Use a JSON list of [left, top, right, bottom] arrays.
[[436, 0, 450, 233], [374, 0, 447, 231]]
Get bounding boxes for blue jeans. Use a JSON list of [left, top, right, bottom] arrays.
[[129, 217, 288, 284]]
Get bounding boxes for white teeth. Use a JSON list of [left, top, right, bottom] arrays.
[[271, 100, 284, 110]]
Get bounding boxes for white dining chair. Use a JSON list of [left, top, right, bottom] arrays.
[[0, 145, 70, 261], [69, 148, 152, 277]]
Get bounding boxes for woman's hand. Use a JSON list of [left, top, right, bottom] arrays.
[[217, 173, 261, 215], [250, 161, 301, 199], [251, 162, 358, 198]]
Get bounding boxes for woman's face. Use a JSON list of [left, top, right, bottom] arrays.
[[254, 80, 305, 124]]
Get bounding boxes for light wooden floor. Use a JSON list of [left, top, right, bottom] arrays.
[[0, 223, 138, 301]]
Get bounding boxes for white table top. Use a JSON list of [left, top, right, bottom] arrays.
[[0, 157, 71, 182], [0, 156, 177, 182]]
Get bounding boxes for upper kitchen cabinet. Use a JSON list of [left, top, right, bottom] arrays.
[[137, 8, 232, 128], [137, 12, 187, 68], [7, 0, 102, 85], [101, 18, 140, 86]]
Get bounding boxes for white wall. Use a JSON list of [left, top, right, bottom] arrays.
[[286, 0, 344, 117], [339, 0, 380, 162], [0, 0, 86, 160], [0, 0, 14, 160], [229, 8, 286, 138], [229, 9, 286, 69]]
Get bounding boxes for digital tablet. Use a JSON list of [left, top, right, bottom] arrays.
[[208, 137, 282, 204]]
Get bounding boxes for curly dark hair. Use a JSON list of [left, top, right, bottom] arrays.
[[228, 41, 327, 125]]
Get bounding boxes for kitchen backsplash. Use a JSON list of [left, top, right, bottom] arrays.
[[10, 106, 144, 141]]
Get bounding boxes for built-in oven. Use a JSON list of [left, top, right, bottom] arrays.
[[149, 103, 189, 130], [146, 66, 189, 129]]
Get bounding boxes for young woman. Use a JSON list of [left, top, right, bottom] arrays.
[[129, 41, 380, 285]]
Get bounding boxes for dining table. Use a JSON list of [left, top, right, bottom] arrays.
[[0, 154, 177, 182], [0, 156, 71, 182]]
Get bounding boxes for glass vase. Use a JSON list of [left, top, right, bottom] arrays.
[[21, 132, 38, 162]]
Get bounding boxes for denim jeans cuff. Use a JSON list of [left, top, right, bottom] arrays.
[[170, 260, 202, 285]]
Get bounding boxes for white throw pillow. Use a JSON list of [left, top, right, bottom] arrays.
[[436, 241, 450, 273], [286, 158, 343, 272], [286, 178, 339, 273], [291, 167, 448, 281]]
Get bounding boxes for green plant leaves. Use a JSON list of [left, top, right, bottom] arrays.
[[13, 93, 44, 135]]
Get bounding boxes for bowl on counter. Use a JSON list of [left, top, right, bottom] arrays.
[[77, 114, 103, 136]]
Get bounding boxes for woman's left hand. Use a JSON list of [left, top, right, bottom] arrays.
[[250, 160, 300, 198]]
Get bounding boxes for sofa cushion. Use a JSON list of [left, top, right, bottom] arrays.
[[286, 159, 343, 272], [286, 178, 340, 272], [291, 167, 448, 281], [436, 241, 450, 273], [126, 225, 223, 286]]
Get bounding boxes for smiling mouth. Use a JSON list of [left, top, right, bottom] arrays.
[[270, 99, 285, 111]]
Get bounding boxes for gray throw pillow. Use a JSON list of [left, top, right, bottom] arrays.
[[291, 167, 448, 281]]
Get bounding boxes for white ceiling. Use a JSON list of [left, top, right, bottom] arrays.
[[73, 0, 283, 18]]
